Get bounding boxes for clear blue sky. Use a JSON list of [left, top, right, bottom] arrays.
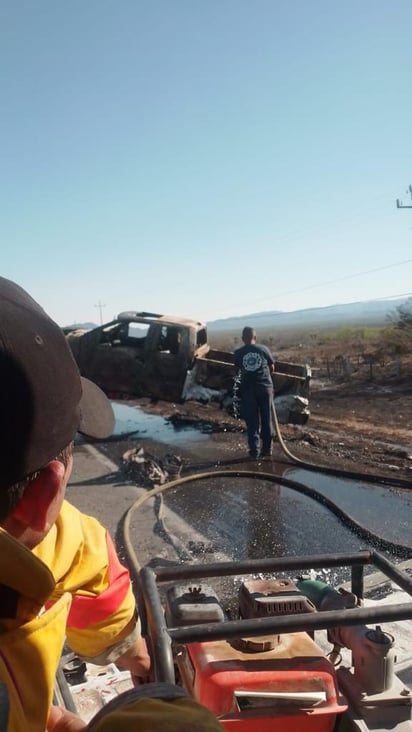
[[1, 0, 411, 326]]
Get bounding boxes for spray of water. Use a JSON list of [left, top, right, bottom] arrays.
[[232, 370, 242, 419]]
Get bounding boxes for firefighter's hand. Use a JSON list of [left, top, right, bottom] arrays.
[[47, 705, 86, 731], [115, 635, 151, 682]]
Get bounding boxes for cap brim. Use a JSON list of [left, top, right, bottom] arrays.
[[78, 377, 115, 439], [86, 684, 224, 731]]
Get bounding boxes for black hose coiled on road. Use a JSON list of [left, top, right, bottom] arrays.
[[121, 397, 412, 577], [122, 469, 412, 579]]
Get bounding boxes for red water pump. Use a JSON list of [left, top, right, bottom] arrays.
[[165, 578, 347, 732]]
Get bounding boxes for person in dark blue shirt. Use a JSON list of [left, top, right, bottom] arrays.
[[234, 327, 275, 459]]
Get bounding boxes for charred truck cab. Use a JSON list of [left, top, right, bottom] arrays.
[[66, 310, 311, 422], [67, 311, 208, 402]]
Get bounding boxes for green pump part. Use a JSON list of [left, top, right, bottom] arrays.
[[295, 578, 358, 613], [296, 578, 343, 608]]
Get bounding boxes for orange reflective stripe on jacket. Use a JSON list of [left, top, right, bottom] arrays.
[[67, 533, 131, 629], [34, 500, 137, 658]]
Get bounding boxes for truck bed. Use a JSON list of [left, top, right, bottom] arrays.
[[194, 351, 311, 397]]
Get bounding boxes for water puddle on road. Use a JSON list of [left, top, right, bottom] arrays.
[[155, 467, 412, 593], [154, 474, 374, 600], [110, 403, 412, 566], [111, 402, 208, 445], [286, 467, 412, 549]]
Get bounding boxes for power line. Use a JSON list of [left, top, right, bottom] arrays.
[[374, 292, 412, 301], [224, 259, 412, 315], [274, 259, 412, 299]]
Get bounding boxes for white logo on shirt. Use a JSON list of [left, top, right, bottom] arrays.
[[243, 352, 263, 371]]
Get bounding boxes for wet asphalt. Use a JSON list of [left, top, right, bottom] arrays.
[[66, 402, 412, 595]]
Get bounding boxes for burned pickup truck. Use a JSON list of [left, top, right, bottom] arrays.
[[65, 311, 311, 423]]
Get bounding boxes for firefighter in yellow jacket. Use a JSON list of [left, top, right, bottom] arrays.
[[0, 277, 150, 731]]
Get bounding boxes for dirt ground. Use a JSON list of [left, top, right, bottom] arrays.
[[285, 379, 412, 479], [129, 377, 412, 482]]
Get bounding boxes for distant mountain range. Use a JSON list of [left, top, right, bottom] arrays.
[[207, 298, 410, 333], [63, 297, 410, 335], [63, 322, 97, 333]]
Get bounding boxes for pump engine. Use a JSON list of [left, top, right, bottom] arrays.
[[165, 579, 347, 732]]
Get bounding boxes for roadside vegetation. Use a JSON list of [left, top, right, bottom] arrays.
[[209, 300, 412, 386]]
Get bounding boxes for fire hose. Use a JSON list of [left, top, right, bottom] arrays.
[[270, 399, 412, 489], [120, 399, 412, 578], [122, 474, 412, 583]]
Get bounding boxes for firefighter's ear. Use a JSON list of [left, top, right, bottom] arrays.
[[12, 461, 66, 532]]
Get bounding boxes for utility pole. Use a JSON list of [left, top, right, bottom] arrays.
[[396, 185, 412, 209], [94, 300, 106, 325]]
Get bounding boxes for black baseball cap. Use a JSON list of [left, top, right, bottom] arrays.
[[0, 277, 114, 488], [86, 684, 224, 731]]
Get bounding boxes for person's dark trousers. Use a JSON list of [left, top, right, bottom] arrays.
[[257, 385, 274, 454], [241, 389, 260, 456], [242, 386, 273, 456]]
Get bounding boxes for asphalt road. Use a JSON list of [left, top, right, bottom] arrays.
[[67, 435, 412, 594]]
